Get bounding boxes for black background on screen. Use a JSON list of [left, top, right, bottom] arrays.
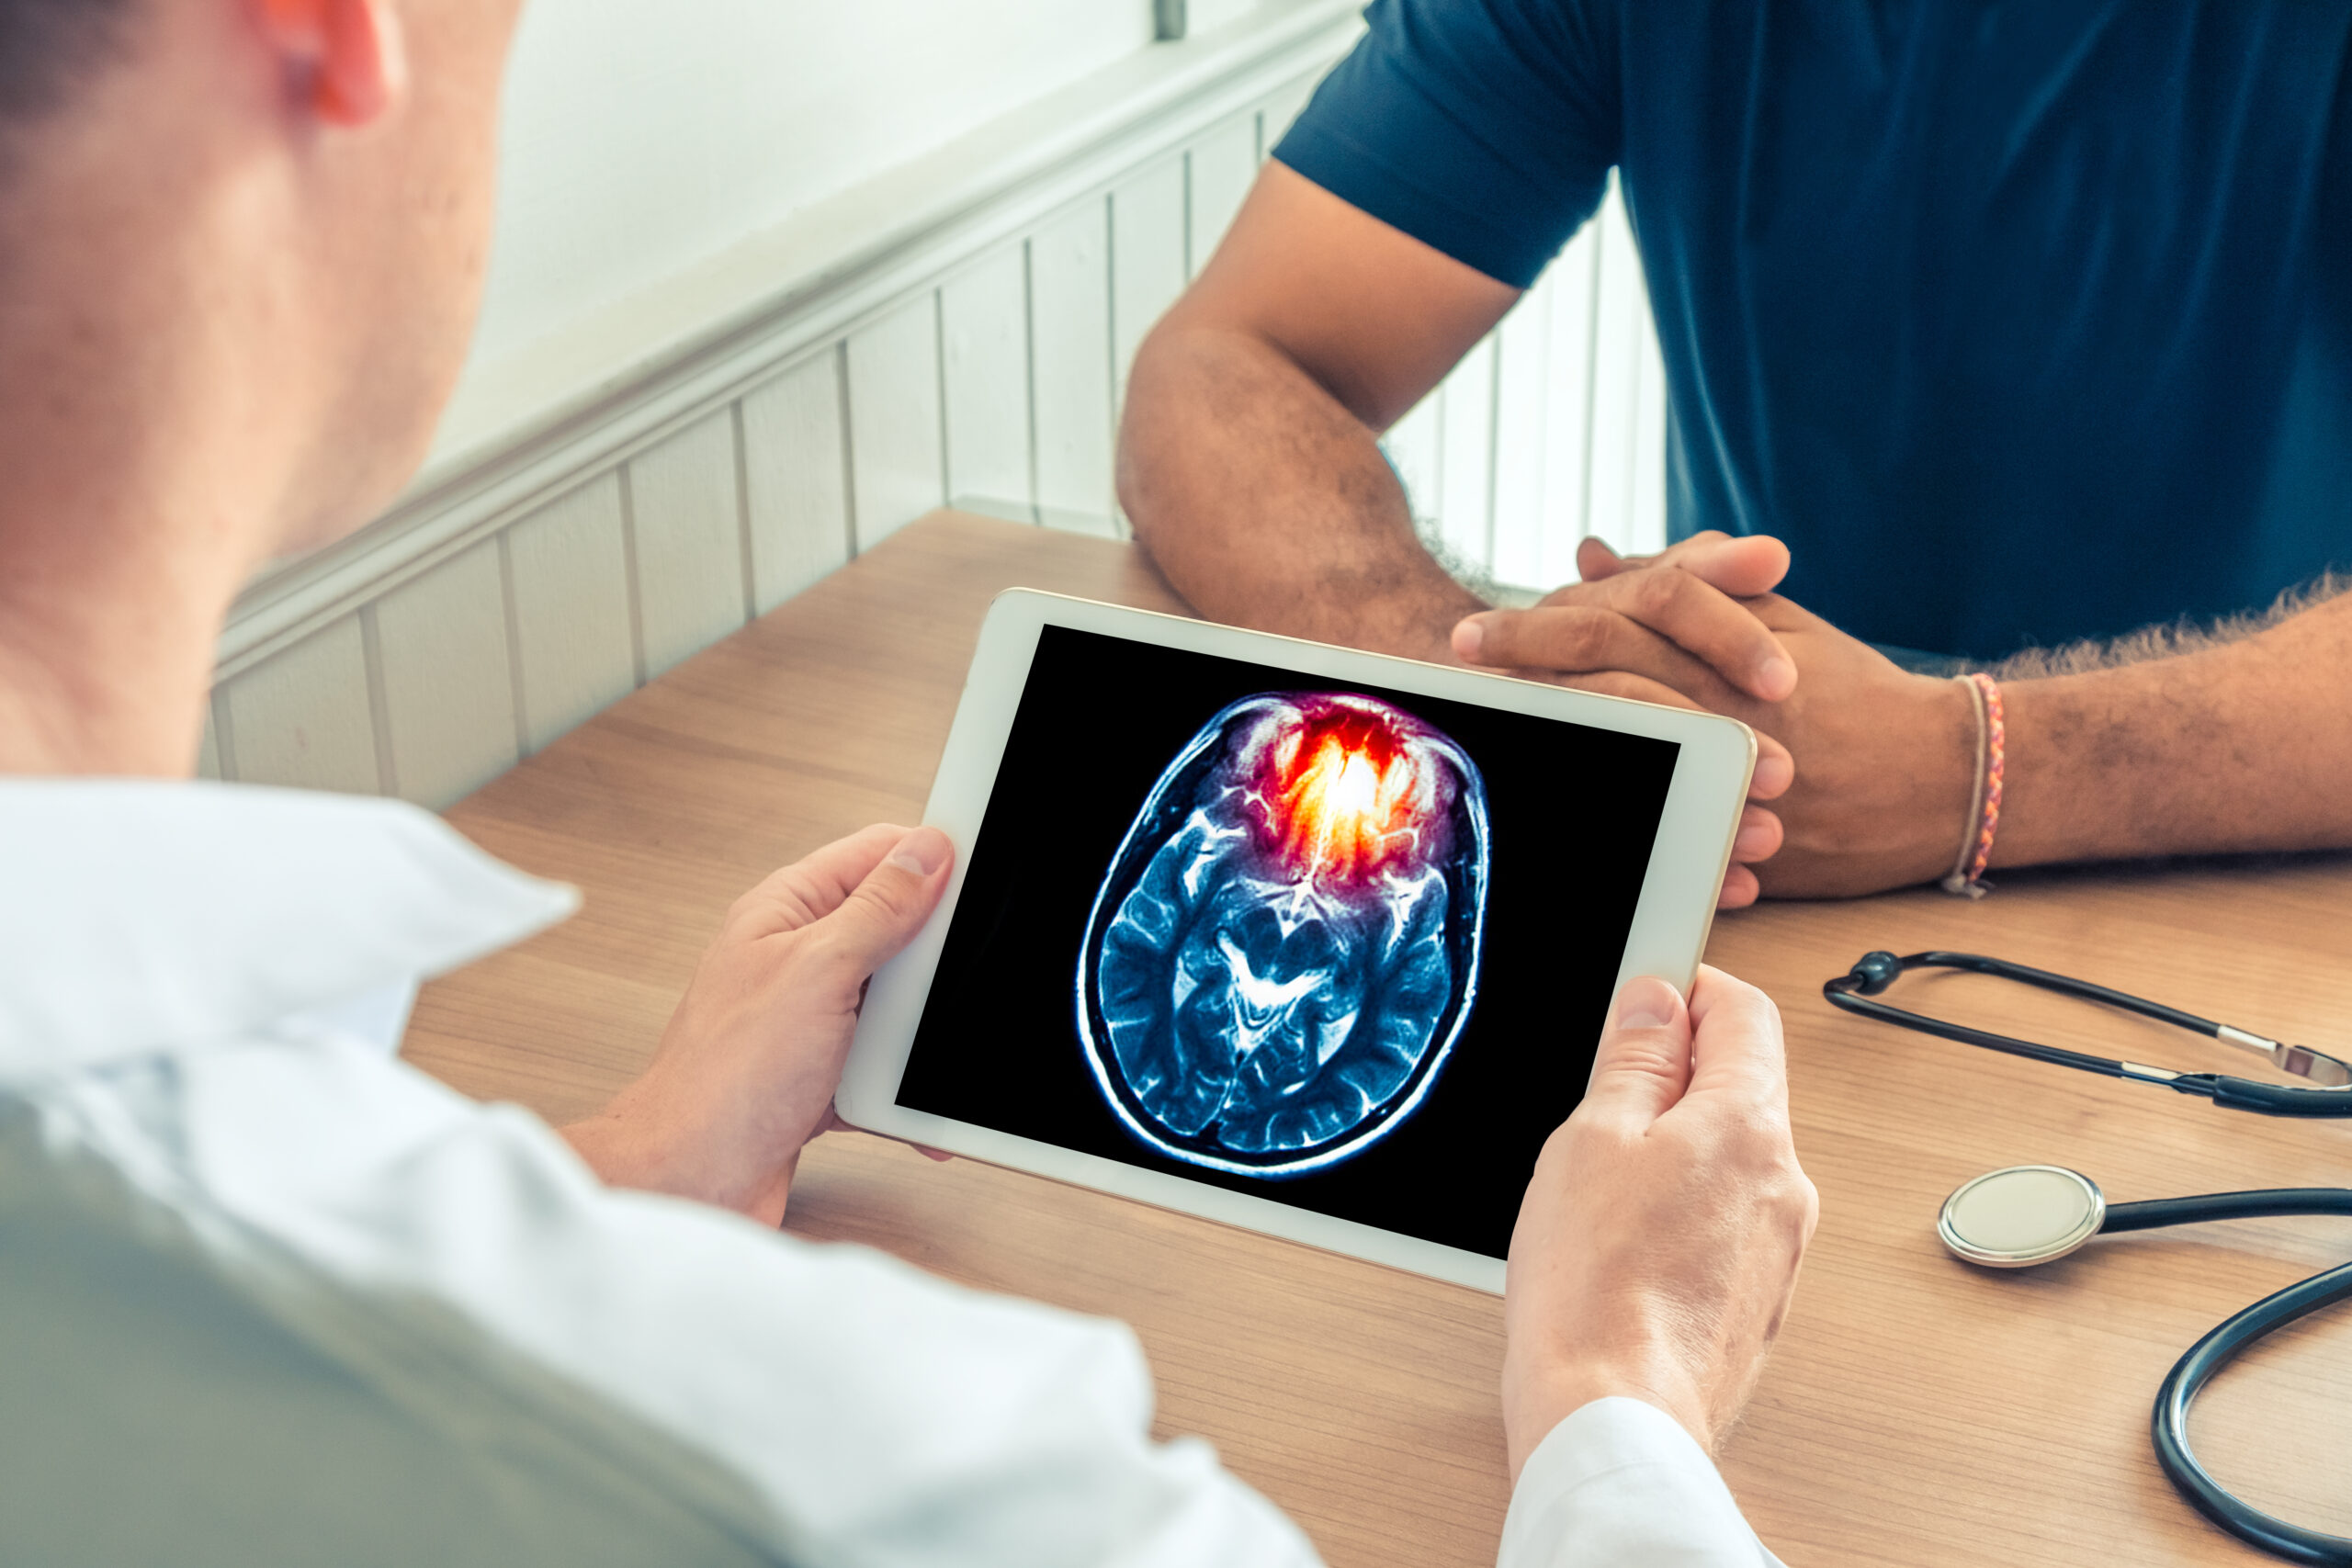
[[897, 626, 1679, 1260]]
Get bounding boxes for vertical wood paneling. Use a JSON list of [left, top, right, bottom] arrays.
[[1111, 156, 1187, 408], [373, 540, 520, 808], [845, 295, 948, 550], [1383, 393, 1442, 531], [1186, 113, 1258, 276], [1435, 335, 1498, 571], [1489, 278, 1555, 588], [1536, 226, 1601, 587], [1630, 318, 1670, 555], [628, 409, 748, 679], [1258, 72, 1322, 156], [741, 353, 855, 611], [506, 472, 637, 753], [1586, 180, 1648, 556], [939, 249, 1034, 516], [209, 74, 1678, 806], [196, 715, 220, 780], [221, 617, 380, 795], [1029, 202, 1115, 520]]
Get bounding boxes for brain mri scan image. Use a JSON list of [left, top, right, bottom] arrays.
[[1077, 693, 1490, 1177]]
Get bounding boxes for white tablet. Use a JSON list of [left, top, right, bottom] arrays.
[[838, 590, 1755, 1292]]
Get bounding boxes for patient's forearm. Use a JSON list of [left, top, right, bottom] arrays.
[[2000, 595, 2352, 867], [1117, 322, 1481, 663]]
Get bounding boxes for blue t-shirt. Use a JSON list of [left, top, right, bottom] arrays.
[[1274, 0, 2352, 661]]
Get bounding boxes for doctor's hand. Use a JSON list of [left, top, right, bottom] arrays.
[[1502, 968, 1816, 1474], [563, 823, 954, 1227], [1448, 533, 1797, 909]]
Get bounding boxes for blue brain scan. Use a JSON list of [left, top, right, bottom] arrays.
[[1076, 693, 1490, 1178]]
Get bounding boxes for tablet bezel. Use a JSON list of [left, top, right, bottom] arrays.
[[836, 589, 1757, 1292]]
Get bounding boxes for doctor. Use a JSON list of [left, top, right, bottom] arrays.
[[0, 2, 1816, 1563]]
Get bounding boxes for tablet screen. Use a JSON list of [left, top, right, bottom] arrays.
[[895, 625, 1679, 1262]]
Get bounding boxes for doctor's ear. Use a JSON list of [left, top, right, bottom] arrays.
[[249, 0, 407, 127]]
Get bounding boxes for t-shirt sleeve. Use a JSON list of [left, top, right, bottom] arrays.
[[1272, 0, 1623, 288]]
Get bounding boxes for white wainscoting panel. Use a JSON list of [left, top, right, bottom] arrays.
[[1112, 155, 1189, 403], [1533, 225, 1602, 587], [741, 352, 855, 615], [372, 538, 521, 807], [628, 409, 749, 681], [1435, 334, 1498, 570], [505, 472, 637, 754], [1187, 111, 1260, 276], [1030, 201, 1116, 521], [220, 617, 380, 795], [207, 31, 1667, 818], [1631, 319, 1670, 556], [1490, 276, 1555, 590], [1385, 175, 1666, 593], [1583, 183, 1664, 559], [845, 295, 949, 551], [939, 249, 1036, 517]]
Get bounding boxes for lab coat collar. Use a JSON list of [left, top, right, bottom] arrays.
[[0, 780, 577, 1074]]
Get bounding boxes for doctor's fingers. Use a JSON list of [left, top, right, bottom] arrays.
[[816, 827, 956, 976], [727, 823, 913, 936], [1679, 967, 1792, 1114], [1458, 572, 1795, 704], [1578, 975, 1697, 1126]]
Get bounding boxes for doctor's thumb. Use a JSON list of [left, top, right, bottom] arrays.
[[825, 827, 954, 974], [1580, 976, 1696, 1124]]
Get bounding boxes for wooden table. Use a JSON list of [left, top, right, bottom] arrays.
[[408, 512, 2352, 1567]]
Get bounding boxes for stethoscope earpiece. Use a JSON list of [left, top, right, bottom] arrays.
[[1939, 1165, 2106, 1268]]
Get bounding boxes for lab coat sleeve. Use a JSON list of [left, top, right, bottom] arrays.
[[1496, 1398, 1784, 1568], [179, 1037, 1325, 1568]]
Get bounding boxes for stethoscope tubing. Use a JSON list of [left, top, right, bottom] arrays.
[[2091, 1190, 2352, 1564]]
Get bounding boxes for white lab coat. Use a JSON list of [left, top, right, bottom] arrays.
[[0, 781, 1780, 1566]]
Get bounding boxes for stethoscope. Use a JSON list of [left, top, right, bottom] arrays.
[[1825, 951, 2352, 1564]]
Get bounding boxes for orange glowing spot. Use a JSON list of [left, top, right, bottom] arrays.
[[1270, 719, 1423, 886]]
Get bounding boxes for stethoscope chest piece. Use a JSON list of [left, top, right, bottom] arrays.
[[1939, 1165, 2106, 1268]]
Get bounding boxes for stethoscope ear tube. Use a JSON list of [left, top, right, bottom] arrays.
[[1826, 950, 2352, 1115]]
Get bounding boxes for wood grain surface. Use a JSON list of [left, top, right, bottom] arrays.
[[405, 512, 2352, 1567]]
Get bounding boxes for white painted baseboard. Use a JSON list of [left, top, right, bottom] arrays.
[[205, 4, 1667, 809]]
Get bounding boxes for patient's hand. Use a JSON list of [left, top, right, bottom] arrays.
[[1459, 538, 1981, 898], [1449, 532, 1797, 908], [1502, 969, 1816, 1474], [563, 823, 953, 1225]]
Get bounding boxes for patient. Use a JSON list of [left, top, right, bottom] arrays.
[[1120, 0, 2352, 905], [0, 3, 1814, 1565]]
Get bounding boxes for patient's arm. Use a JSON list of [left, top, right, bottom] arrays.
[[1460, 560, 2352, 897], [1120, 163, 1794, 904], [1118, 161, 1509, 665], [1996, 584, 2352, 874]]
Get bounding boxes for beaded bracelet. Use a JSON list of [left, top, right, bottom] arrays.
[[1939, 671, 2005, 898]]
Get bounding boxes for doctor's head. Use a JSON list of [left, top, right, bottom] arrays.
[[0, 0, 526, 570]]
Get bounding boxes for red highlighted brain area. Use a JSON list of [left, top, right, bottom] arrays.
[[1231, 696, 1453, 896]]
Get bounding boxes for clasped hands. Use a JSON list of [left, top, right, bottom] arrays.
[[1451, 533, 1982, 904]]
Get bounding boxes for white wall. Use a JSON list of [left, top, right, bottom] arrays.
[[474, 0, 1159, 375]]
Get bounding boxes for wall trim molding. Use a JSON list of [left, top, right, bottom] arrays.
[[218, 1, 1359, 680]]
